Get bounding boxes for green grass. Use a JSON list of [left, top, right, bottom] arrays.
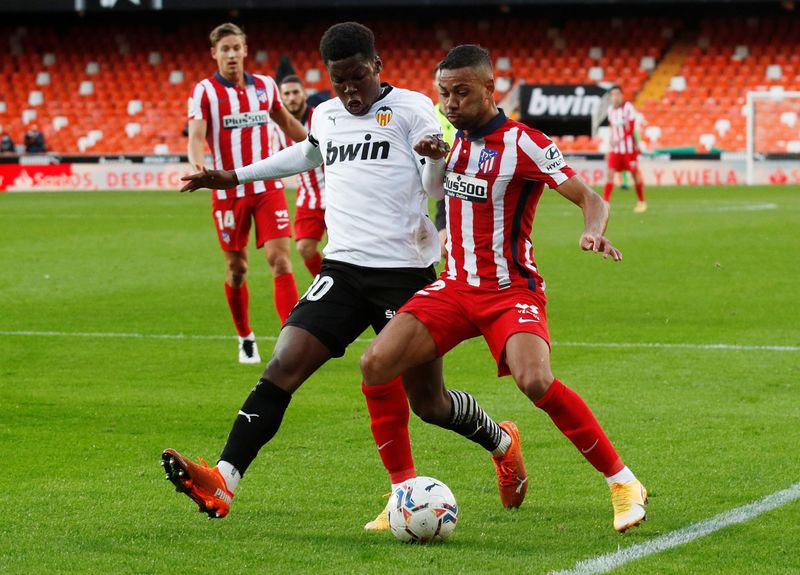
[[1, 186, 798, 574]]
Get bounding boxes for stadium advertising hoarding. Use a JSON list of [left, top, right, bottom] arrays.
[[519, 84, 608, 136], [0, 158, 189, 191], [0, 156, 797, 191]]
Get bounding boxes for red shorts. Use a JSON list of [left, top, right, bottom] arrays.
[[399, 278, 550, 377], [607, 152, 639, 172], [211, 192, 291, 251], [294, 206, 326, 242]]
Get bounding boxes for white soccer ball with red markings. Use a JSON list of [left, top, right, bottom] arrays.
[[387, 476, 458, 543]]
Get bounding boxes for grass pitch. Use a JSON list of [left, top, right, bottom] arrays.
[[1, 186, 798, 574]]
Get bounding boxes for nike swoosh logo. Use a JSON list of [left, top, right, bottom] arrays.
[[238, 410, 260, 423], [377, 440, 394, 451], [277, 223, 289, 229], [518, 318, 539, 324], [581, 439, 599, 454]]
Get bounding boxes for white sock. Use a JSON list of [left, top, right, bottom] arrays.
[[491, 430, 512, 457], [605, 466, 636, 485], [217, 460, 241, 492]]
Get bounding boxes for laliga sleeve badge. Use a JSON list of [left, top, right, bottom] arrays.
[[375, 106, 393, 126]]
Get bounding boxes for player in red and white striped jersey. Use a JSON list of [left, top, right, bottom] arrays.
[[276, 75, 326, 278], [362, 45, 648, 533], [604, 86, 647, 212], [186, 23, 307, 364]]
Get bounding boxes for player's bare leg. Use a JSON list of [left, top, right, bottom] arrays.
[[362, 312, 528, 509], [223, 249, 259, 364], [632, 168, 647, 213], [296, 237, 323, 277], [263, 237, 298, 324], [504, 332, 647, 532]]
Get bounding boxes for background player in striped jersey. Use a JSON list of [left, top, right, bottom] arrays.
[[186, 23, 307, 364], [361, 45, 648, 533], [164, 22, 526, 528], [276, 75, 326, 278], [604, 86, 647, 213]]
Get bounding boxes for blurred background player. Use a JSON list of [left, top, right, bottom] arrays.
[[186, 23, 307, 364], [276, 74, 326, 278], [604, 86, 647, 213], [432, 67, 456, 259]]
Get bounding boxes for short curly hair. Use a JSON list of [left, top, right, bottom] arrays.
[[319, 22, 376, 64]]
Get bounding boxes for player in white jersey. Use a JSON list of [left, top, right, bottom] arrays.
[[186, 23, 307, 364], [603, 86, 647, 213], [162, 22, 525, 529]]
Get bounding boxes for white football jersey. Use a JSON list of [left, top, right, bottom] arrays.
[[308, 85, 441, 268]]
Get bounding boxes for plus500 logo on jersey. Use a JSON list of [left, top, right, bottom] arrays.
[[325, 134, 390, 166], [444, 172, 488, 203], [223, 111, 269, 129]]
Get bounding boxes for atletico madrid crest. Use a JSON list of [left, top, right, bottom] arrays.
[[375, 106, 393, 126], [478, 148, 498, 174]]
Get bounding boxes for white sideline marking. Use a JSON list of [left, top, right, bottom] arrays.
[[550, 481, 800, 575], [0, 330, 798, 352], [554, 341, 800, 352]]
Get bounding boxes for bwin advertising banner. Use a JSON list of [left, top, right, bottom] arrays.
[[520, 84, 609, 136]]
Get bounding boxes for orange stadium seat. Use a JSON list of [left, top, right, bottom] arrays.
[[1, 16, 798, 154]]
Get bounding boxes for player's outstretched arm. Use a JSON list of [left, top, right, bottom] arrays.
[[415, 135, 450, 200], [555, 175, 622, 262], [181, 139, 324, 193]]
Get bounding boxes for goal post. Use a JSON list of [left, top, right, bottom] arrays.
[[745, 90, 800, 185]]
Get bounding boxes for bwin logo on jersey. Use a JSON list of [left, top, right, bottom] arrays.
[[325, 134, 390, 166]]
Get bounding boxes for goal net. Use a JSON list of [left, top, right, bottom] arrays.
[[745, 90, 800, 184]]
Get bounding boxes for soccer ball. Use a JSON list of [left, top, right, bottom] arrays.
[[387, 476, 458, 543]]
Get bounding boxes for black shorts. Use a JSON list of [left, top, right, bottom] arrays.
[[284, 258, 437, 357]]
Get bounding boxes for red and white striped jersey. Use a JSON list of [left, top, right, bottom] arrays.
[[443, 111, 575, 291], [607, 101, 638, 155], [188, 71, 284, 200], [270, 106, 326, 210]]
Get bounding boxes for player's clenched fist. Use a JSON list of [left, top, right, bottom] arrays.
[[180, 167, 239, 192]]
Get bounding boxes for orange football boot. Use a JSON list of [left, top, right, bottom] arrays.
[[491, 421, 528, 508], [161, 448, 233, 519]]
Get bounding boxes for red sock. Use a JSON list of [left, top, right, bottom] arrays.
[[603, 182, 614, 201], [635, 181, 645, 202], [273, 272, 298, 324], [303, 252, 323, 278], [534, 379, 623, 476], [225, 282, 251, 337], [362, 378, 416, 484]]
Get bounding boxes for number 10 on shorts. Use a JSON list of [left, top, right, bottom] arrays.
[[302, 275, 334, 301], [214, 209, 235, 230]]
